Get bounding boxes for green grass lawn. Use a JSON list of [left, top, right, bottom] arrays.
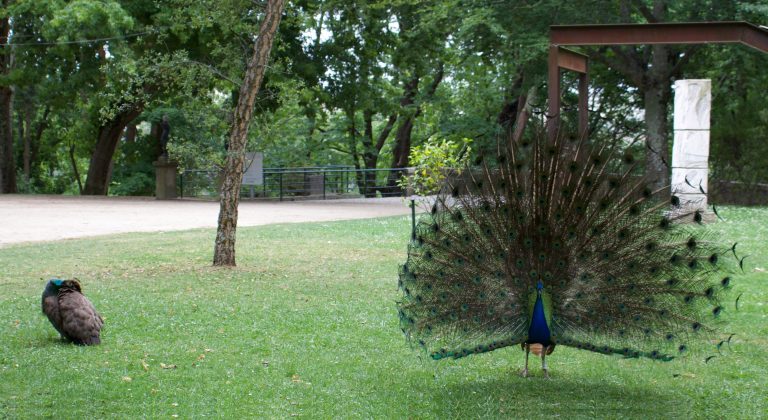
[[1, 208, 766, 418]]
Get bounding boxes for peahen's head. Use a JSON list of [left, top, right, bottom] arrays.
[[46, 278, 64, 289], [43, 278, 64, 299], [44, 278, 81, 294]]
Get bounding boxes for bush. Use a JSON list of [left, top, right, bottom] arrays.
[[398, 138, 472, 196]]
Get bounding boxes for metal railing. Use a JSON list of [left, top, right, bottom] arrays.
[[178, 166, 411, 200]]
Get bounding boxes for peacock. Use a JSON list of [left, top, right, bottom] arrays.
[[42, 279, 104, 345], [397, 129, 739, 377]]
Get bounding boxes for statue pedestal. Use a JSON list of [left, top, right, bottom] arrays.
[[672, 79, 712, 221], [153, 158, 178, 200]]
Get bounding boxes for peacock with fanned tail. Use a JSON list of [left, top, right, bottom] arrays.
[[397, 130, 740, 377]]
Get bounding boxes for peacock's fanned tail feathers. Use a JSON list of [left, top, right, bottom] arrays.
[[397, 131, 737, 362]]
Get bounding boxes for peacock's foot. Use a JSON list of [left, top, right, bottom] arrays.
[[542, 369, 550, 379], [519, 368, 529, 378]]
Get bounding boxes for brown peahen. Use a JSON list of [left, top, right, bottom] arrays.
[[397, 130, 739, 377], [42, 279, 104, 345]]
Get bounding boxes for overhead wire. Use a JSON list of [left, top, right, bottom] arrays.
[[1, 27, 165, 47]]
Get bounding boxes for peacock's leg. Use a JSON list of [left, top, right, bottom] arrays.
[[541, 346, 550, 379], [520, 344, 530, 378]]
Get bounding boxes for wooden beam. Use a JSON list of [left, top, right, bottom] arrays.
[[557, 47, 588, 73], [550, 21, 768, 53], [547, 21, 768, 140]]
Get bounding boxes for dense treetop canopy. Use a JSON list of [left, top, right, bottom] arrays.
[[0, 0, 765, 196]]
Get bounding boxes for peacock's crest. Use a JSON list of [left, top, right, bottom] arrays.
[[397, 129, 739, 372]]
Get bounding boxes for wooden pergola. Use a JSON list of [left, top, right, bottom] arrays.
[[546, 21, 768, 139]]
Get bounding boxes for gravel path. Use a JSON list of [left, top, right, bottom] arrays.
[[0, 195, 413, 247]]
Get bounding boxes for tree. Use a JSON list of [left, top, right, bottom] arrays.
[[308, 0, 452, 195], [584, 0, 767, 190], [77, 0, 158, 195], [584, 1, 693, 191], [4, 0, 138, 194], [386, 1, 451, 178], [310, 0, 398, 195], [2, 0, 765, 198], [213, 0, 286, 266], [0, 0, 15, 193], [446, 0, 765, 190]]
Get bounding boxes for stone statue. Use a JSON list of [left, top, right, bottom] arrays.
[[159, 115, 171, 158]]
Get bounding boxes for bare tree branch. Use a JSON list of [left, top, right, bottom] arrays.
[[668, 45, 701, 79], [182, 59, 242, 86], [326, 145, 351, 154], [632, 0, 659, 23], [590, 46, 645, 87], [375, 113, 398, 152]]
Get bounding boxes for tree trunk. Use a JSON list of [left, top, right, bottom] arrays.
[[18, 99, 38, 186], [643, 83, 671, 193], [385, 110, 417, 192], [69, 143, 83, 194], [385, 64, 444, 191], [588, 1, 691, 191], [16, 111, 25, 185], [512, 86, 537, 145], [361, 110, 377, 197], [29, 106, 50, 179], [392, 64, 444, 169], [82, 105, 143, 195], [22, 110, 30, 183], [392, 116, 416, 169], [0, 86, 13, 193], [0, 7, 15, 193], [497, 71, 525, 129], [389, 76, 419, 171], [359, 110, 397, 197], [213, 0, 286, 267], [345, 109, 367, 196], [642, 40, 673, 193]]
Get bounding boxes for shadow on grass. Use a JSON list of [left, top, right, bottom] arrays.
[[13, 327, 79, 349], [434, 373, 685, 418], [21, 335, 68, 349]]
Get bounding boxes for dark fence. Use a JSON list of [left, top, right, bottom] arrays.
[[711, 180, 768, 206], [179, 166, 411, 200]]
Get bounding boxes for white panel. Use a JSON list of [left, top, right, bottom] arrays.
[[671, 167, 709, 195], [674, 192, 709, 210], [672, 130, 710, 169], [243, 152, 264, 185], [673, 79, 711, 130]]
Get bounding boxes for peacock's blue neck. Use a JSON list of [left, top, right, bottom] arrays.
[[528, 293, 551, 345]]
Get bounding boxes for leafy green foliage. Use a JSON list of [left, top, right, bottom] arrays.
[[398, 137, 471, 196], [43, 0, 135, 41], [109, 134, 157, 196], [3, 0, 768, 195], [697, 40, 768, 186]]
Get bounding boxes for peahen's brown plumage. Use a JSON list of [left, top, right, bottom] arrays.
[[397, 129, 739, 377], [42, 279, 104, 345]]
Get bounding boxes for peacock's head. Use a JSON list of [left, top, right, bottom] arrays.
[[536, 280, 544, 293]]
